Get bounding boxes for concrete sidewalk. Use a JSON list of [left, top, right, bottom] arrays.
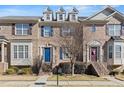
[[47, 76, 124, 87]]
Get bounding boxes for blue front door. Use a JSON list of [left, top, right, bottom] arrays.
[[44, 48, 51, 62]]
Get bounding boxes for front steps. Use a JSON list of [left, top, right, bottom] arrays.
[[88, 62, 110, 76]]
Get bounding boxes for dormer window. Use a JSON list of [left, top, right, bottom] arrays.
[[46, 14, 50, 20], [56, 7, 66, 21], [72, 14, 76, 20], [68, 7, 78, 21], [59, 14, 63, 20], [43, 7, 53, 21]]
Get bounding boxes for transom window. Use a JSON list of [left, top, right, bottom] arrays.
[[107, 24, 121, 36], [41, 26, 53, 37], [13, 45, 29, 59], [15, 24, 30, 35]]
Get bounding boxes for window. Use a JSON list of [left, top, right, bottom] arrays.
[[15, 24, 30, 35], [61, 27, 70, 36], [63, 48, 70, 59], [92, 24, 96, 32], [71, 14, 76, 20], [116, 45, 121, 58], [25, 45, 28, 58], [41, 26, 53, 37], [60, 47, 70, 59], [18, 45, 24, 58], [0, 26, 2, 30], [59, 14, 63, 20], [13, 45, 29, 59], [46, 14, 50, 20], [107, 24, 121, 36], [60, 47, 63, 60], [14, 45, 17, 59], [108, 45, 113, 58]]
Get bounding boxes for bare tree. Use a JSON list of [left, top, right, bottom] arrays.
[[59, 23, 83, 76]]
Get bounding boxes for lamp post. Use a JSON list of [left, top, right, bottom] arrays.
[[57, 65, 62, 86]]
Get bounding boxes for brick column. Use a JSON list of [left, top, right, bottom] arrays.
[[1, 43, 4, 63]]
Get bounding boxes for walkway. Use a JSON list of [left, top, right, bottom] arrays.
[[30, 75, 49, 87]]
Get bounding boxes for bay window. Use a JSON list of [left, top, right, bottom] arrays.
[[13, 45, 29, 59], [115, 45, 121, 58]]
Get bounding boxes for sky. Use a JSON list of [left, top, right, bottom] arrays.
[[0, 5, 124, 17]]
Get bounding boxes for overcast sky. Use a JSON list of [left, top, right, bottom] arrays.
[[0, 5, 123, 17]]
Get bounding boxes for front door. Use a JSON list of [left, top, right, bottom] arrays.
[[44, 48, 51, 62], [91, 47, 97, 62]]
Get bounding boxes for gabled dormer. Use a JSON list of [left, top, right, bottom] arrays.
[[56, 7, 66, 21], [68, 7, 79, 21], [43, 7, 53, 21]]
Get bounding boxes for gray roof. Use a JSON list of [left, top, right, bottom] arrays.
[[78, 17, 88, 20], [43, 6, 53, 13], [0, 36, 9, 41], [0, 16, 41, 20], [56, 7, 66, 13], [69, 7, 79, 13], [109, 36, 124, 41]]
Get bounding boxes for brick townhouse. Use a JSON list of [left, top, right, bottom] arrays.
[[0, 6, 124, 74]]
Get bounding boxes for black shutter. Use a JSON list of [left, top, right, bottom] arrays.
[[41, 26, 44, 37], [51, 26, 53, 36], [29, 24, 32, 35], [12, 24, 15, 35], [121, 24, 124, 35]]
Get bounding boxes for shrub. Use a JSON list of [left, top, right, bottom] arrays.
[[6, 68, 16, 75], [52, 62, 71, 74], [17, 67, 33, 75], [74, 62, 86, 74], [42, 63, 52, 72], [60, 62, 71, 74], [10, 66, 19, 73], [53, 62, 87, 75], [109, 70, 119, 76], [121, 70, 124, 75]]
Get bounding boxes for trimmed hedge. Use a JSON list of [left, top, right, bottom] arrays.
[[52, 62, 86, 74]]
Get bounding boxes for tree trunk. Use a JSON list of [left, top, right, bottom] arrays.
[[71, 63, 75, 76], [71, 58, 75, 76]]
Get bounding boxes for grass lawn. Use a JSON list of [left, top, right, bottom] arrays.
[[48, 74, 108, 81], [0, 75, 39, 81], [115, 74, 124, 81]]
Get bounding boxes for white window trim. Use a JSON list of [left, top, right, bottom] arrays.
[[43, 26, 52, 37], [13, 45, 29, 59], [108, 24, 121, 36], [15, 24, 29, 35]]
